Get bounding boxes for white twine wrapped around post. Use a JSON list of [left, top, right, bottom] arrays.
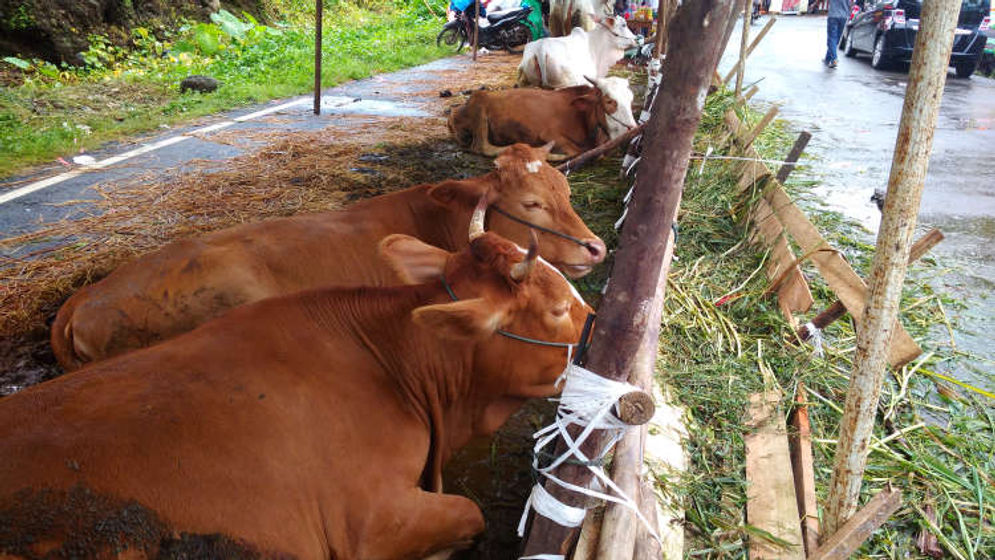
[[517, 364, 660, 560]]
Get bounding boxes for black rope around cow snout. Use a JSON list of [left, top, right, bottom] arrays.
[[489, 205, 598, 253]]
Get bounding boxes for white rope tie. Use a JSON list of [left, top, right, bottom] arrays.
[[804, 321, 825, 358], [517, 364, 661, 556]]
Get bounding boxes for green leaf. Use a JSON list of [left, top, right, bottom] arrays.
[[3, 56, 30, 70]]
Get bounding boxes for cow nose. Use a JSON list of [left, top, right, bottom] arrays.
[[584, 238, 607, 263]]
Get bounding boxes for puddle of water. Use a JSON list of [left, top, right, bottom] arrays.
[[317, 95, 431, 117]]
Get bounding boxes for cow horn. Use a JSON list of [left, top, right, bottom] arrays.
[[584, 75, 605, 89], [510, 230, 539, 282], [469, 194, 488, 241]]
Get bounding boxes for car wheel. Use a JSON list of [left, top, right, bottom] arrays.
[[954, 60, 976, 79], [871, 34, 890, 70], [843, 32, 857, 57]]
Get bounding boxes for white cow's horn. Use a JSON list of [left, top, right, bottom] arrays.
[[469, 194, 488, 241], [510, 230, 539, 281]]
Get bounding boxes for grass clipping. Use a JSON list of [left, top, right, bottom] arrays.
[[658, 90, 995, 558]]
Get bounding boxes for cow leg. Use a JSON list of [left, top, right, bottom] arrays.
[[362, 490, 484, 559]]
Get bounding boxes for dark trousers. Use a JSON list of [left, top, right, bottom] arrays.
[[825, 17, 846, 64]]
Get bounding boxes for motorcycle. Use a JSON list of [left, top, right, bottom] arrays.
[[436, 2, 535, 53]]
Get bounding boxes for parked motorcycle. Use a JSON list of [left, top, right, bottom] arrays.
[[436, 2, 534, 53]]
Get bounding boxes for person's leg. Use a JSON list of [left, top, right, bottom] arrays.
[[826, 17, 844, 64]]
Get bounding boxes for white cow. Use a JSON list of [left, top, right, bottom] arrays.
[[517, 17, 638, 90], [595, 76, 637, 139]]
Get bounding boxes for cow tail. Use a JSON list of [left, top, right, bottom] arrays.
[[50, 293, 83, 371]]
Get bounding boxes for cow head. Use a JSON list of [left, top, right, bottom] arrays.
[[586, 76, 637, 140], [381, 228, 594, 434], [596, 16, 638, 51], [427, 143, 606, 278]]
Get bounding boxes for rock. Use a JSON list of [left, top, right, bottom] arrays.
[[180, 75, 220, 94]]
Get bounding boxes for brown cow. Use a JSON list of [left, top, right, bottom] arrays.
[[51, 143, 605, 371], [1, 230, 594, 559], [447, 78, 636, 161]]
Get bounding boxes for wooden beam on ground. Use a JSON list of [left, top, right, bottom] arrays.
[[788, 383, 819, 555], [745, 390, 806, 560], [811, 489, 902, 559], [798, 228, 944, 340], [556, 122, 648, 174], [519, 0, 739, 554], [775, 131, 812, 184], [641, 380, 688, 559]]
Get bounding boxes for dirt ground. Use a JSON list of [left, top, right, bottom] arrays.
[[0, 52, 638, 558]]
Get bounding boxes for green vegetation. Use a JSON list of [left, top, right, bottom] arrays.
[[0, 0, 448, 178], [649, 90, 994, 558]]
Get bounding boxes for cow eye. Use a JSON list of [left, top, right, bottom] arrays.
[[551, 301, 569, 318], [522, 201, 543, 211]]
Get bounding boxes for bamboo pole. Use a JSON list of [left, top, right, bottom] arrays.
[[734, 0, 750, 96], [472, 0, 480, 61], [313, 0, 323, 115], [723, 16, 775, 83], [519, 0, 739, 554], [823, 0, 961, 536]]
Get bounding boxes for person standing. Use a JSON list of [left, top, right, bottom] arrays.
[[824, 0, 852, 67]]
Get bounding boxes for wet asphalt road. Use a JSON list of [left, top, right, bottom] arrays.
[[720, 14, 995, 387]]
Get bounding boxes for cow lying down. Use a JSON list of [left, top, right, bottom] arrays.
[[0, 228, 594, 559], [51, 143, 605, 371], [447, 77, 635, 160]]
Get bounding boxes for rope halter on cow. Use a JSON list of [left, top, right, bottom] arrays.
[[488, 204, 599, 254]]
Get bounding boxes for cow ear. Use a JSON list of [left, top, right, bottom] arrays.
[[427, 180, 490, 208], [379, 234, 450, 285], [412, 299, 504, 340]]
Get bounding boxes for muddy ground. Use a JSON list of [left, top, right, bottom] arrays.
[[0, 52, 635, 558]]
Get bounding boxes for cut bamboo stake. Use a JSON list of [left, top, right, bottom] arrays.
[[520, 0, 739, 553], [735, 0, 750, 96], [798, 228, 944, 341], [737, 85, 760, 104], [723, 16, 776, 83], [313, 0, 323, 115], [812, 489, 903, 559], [788, 383, 819, 555], [745, 390, 806, 560], [633, 480, 664, 560], [741, 106, 779, 150], [824, 0, 961, 532]]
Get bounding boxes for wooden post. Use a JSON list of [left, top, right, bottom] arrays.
[[823, 0, 961, 536], [596, 232, 673, 560], [472, 0, 480, 61], [313, 0, 323, 115], [775, 131, 811, 184], [654, 0, 677, 58], [520, 0, 739, 554], [734, 0, 750, 96]]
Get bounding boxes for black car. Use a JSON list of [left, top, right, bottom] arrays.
[[840, 0, 992, 78]]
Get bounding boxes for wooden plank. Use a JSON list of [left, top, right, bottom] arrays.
[[745, 391, 806, 560], [788, 383, 819, 555], [798, 228, 943, 340], [643, 382, 688, 560], [633, 479, 664, 560], [810, 489, 902, 559], [741, 106, 779, 151], [763, 183, 922, 367], [749, 198, 814, 318]]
